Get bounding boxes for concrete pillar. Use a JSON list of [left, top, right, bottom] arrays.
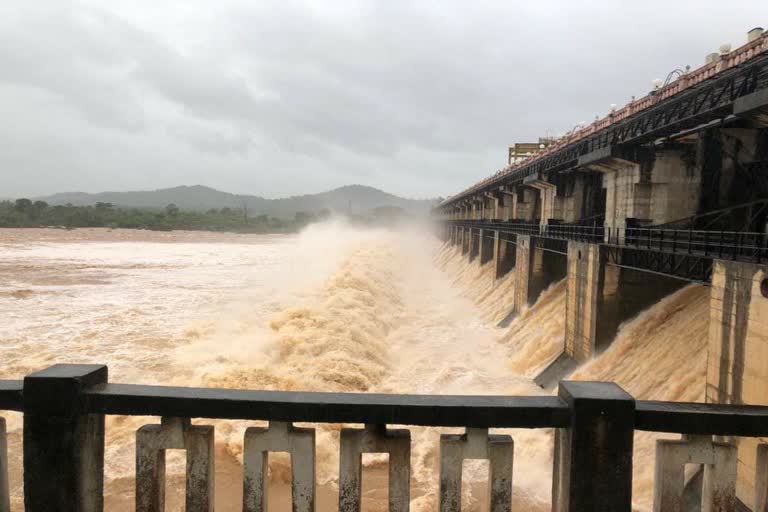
[[552, 381, 634, 512], [582, 145, 701, 231], [491, 193, 501, 220], [469, 229, 480, 262], [601, 161, 649, 231], [706, 260, 768, 504], [493, 231, 516, 279], [525, 178, 561, 226], [461, 228, 469, 255], [513, 235, 536, 313], [479, 229, 494, 265], [501, 189, 515, 221], [564, 242, 605, 363], [511, 236, 568, 315], [755, 444, 768, 512], [136, 416, 215, 512], [513, 188, 537, 222], [23, 364, 107, 512], [243, 421, 315, 512], [339, 425, 410, 512], [559, 172, 604, 224], [439, 428, 513, 512], [706, 260, 768, 406], [647, 148, 701, 225]]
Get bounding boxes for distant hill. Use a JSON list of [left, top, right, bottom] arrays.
[[35, 185, 438, 219]]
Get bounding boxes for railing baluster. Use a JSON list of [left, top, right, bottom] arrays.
[[243, 421, 315, 512], [439, 428, 513, 512], [653, 435, 736, 512], [340, 424, 410, 512], [136, 416, 215, 512]]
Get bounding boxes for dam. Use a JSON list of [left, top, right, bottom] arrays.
[[433, 27, 768, 511], [0, 27, 768, 512]]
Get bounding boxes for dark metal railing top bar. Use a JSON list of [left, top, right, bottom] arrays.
[[4, 364, 768, 511], [447, 219, 768, 263], [83, 383, 569, 428], [4, 375, 768, 435]]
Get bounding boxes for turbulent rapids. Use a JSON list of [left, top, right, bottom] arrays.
[[0, 223, 710, 511]]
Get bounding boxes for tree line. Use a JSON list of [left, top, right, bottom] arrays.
[[0, 199, 330, 233]]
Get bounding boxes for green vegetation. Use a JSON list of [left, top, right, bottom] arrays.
[[0, 199, 329, 233]]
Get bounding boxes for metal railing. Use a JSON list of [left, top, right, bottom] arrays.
[[447, 220, 768, 263], [0, 364, 768, 510]]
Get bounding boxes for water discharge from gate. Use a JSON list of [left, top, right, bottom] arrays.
[[0, 222, 709, 511]]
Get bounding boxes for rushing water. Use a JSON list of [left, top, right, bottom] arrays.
[[0, 223, 709, 511]]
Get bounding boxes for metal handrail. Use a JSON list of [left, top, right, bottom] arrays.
[[447, 220, 768, 262]]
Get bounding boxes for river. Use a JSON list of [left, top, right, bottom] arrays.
[[0, 223, 708, 511]]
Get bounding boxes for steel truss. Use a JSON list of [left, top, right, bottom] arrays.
[[443, 54, 768, 208]]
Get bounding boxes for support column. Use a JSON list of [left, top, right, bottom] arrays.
[[513, 188, 536, 222], [501, 188, 516, 221], [706, 259, 768, 505], [469, 229, 480, 262], [513, 236, 536, 313], [526, 178, 560, 226], [560, 172, 604, 223], [564, 242, 605, 363], [461, 228, 469, 255], [493, 231, 516, 279], [479, 229, 494, 265]]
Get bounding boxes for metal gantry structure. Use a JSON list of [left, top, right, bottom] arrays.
[[439, 52, 768, 207], [437, 35, 768, 284]]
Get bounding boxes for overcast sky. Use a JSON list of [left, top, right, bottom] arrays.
[[1, 1, 766, 199]]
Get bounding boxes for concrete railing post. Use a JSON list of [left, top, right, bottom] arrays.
[[340, 424, 410, 512], [552, 381, 635, 512], [23, 364, 108, 512]]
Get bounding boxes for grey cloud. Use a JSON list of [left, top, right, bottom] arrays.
[[0, 0, 766, 199]]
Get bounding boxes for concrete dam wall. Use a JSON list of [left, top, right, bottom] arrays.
[[436, 237, 768, 509]]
